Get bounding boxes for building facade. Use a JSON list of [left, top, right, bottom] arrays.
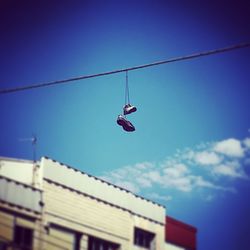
[[0, 156, 196, 250]]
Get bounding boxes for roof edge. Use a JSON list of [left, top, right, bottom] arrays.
[[166, 216, 197, 232], [0, 156, 35, 164], [42, 156, 165, 209]]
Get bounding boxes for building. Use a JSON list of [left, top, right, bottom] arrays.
[[0, 156, 197, 250]]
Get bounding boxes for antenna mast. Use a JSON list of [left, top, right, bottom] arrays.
[[32, 135, 37, 163], [19, 134, 38, 162]]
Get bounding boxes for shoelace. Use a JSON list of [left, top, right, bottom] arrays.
[[124, 70, 130, 107]]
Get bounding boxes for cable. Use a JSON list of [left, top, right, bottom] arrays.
[[0, 42, 250, 94], [124, 71, 130, 106]]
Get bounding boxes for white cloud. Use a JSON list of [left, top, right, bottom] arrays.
[[191, 175, 236, 193], [147, 193, 172, 202], [214, 138, 244, 157], [100, 135, 250, 203], [183, 150, 195, 161], [136, 176, 152, 188], [194, 151, 221, 165], [163, 163, 188, 178], [160, 163, 195, 192], [244, 158, 250, 165], [114, 180, 139, 193], [212, 161, 248, 179], [203, 194, 215, 202], [146, 171, 162, 183], [162, 175, 192, 192], [192, 176, 215, 188], [243, 138, 250, 149], [134, 162, 155, 170], [213, 164, 238, 177], [204, 194, 214, 202]]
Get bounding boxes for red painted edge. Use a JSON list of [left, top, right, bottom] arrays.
[[165, 216, 197, 250]]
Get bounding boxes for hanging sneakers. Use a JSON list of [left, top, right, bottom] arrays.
[[117, 104, 137, 132], [123, 104, 137, 115], [117, 115, 135, 132]]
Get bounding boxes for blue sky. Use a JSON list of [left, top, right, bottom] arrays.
[[1, 0, 250, 249]]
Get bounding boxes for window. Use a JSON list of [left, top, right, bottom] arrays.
[[48, 224, 81, 250], [134, 227, 155, 248], [0, 241, 8, 250], [13, 225, 33, 250], [88, 236, 119, 250]]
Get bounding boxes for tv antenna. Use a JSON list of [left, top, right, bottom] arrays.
[[19, 134, 37, 162]]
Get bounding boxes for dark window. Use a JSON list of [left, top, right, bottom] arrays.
[[88, 236, 119, 250], [134, 227, 155, 248], [49, 224, 81, 250], [0, 241, 8, 250], [74, 233, 81, 250], [13, 225, 33, 250]]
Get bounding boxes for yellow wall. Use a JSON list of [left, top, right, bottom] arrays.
[[0, 211, 13, 242], [44, 180, 131, 249], [44, 180, 165, 250], [0, 209, 44, 250]]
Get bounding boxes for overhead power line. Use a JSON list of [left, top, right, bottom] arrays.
[[0, 42, 250, 94]]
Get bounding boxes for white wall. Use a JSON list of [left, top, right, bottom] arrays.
[[165, 242, 185, 250], [0, 157, 34, 184], [41, 157, 165, 225], [0, 177, 42, 212]]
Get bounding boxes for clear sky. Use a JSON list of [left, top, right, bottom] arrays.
[[1, 1, 250, 249]]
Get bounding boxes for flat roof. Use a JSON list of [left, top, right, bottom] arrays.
[[0, 156, 35, 164]]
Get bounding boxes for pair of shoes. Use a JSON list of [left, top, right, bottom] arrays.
[[117, 115, 135, 132], [117, 104, 137, 132], [123, 104, 137, 115]]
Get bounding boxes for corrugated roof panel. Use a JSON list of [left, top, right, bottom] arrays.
[[42, 157, 165, 224], [0, 158, 34, 185], [0, 176, 42, 213]]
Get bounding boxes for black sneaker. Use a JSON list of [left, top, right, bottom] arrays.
[[117, 115, 135, 132], [123, 104, 137, 115], [117, 115, 126, 126]]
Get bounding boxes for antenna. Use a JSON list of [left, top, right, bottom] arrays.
[[19, 134, 37, 162]]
